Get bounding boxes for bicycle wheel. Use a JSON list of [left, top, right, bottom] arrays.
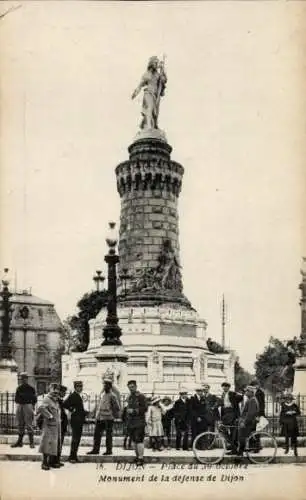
[[246, 431, 277, 464], [193, 432, 226, 464]]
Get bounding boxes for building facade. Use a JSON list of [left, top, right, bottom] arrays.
[[0, 290, 64, 394]]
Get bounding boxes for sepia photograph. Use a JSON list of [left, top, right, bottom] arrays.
[[0, 1, 305, 499]]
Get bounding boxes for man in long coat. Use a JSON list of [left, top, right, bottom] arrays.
[[37, 383, 61, 470]]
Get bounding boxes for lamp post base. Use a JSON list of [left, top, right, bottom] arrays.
[[294, 356, 306, 412], [0, 358, 18, 392], [95, 345, 128, 393]]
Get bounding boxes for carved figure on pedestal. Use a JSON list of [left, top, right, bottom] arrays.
[[131, 239, 183, 294], [131, 56, 167, 131]]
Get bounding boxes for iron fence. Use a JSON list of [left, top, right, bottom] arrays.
[[1, 392, 305, 437]]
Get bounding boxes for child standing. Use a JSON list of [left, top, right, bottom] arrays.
[[160, 397, 174, 449], [146, 396, 164, 451], [279, 393, 300, 457], [122, 404, 133, 450]]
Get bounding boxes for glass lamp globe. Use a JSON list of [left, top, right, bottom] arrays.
[[1, 268, 10, 287], [105, 221, 118, 250]]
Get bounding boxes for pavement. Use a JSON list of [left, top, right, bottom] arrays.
[[0, 441, 305, 464], [0, 462, 305, 500]]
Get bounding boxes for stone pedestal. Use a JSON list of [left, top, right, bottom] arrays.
[[0, 358, 18, 393], [294, 356, 306, 406], [95, 345, 128, 394]]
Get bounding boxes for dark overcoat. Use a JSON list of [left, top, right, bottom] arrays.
[[280, 403, 300, 438]]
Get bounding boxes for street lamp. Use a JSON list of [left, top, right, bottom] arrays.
[[102, 222, 123, 346], [119, 267, 133, 296], [93, 270, 105, 292], [20, 305, 30, 372], [0, 268, 13, 360]]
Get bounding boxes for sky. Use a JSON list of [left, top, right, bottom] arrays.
[[1, 1, 306, 372]]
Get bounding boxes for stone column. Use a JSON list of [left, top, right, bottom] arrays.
[[115, 137, 191, 309]]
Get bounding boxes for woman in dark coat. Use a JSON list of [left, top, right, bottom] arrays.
[[279, 393, 300, 457]]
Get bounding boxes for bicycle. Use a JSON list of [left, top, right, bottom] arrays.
[[193, 422, 277, 465]]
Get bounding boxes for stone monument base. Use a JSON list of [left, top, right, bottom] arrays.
[[294, 356, 306, 411], [0, 358, 18, 393], [62, 305, 236, 397]]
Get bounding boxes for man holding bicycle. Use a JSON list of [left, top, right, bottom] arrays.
[[237, 385, 259, 456]]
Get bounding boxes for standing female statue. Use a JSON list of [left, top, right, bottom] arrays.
[[131, 56, 167, 131]]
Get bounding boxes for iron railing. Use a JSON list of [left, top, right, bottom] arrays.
[[0, 392, 305, 437]]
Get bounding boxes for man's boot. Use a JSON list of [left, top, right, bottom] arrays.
[[293, 445, 298, 457], [11, 434, 23, 448], [28, 432, 35, 449], [41, 454, 50, 471], [284, 438, 289, 454]]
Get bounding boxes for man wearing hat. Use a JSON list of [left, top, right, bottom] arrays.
[[219, 382, 243, 453], [190, 384, 211, 445], [63, 381, 87, 463], [11, 372, 37, 449], [173, 389, 190, 450], [237, 385, 259, 456], [279, 392, 300, 457], [126, 380, 148, 466], [87, 377, 120, 456], [201, 383, 220, 433]]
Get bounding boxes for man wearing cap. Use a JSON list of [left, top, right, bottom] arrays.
[[249, 380, 265, 452], [87, 378, 120, 456], [219, 382, 243, 454], [126, 380, 148, 466], [11, 372, 37, 449], [201, 384, 220, 433], [237, 385, 259, 456], [173, 389, 190, 450], [63, 381, 87, 463], [190, 385, 209, 444]]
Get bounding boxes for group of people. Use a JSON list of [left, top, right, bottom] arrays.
[[137, 381, 264, 456], [11, 374, 301, 470]]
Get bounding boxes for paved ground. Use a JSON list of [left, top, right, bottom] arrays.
[[0, 461, 305, 500], [0, 443, 306, 464]]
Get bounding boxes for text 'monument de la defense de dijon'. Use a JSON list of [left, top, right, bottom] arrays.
[[62, 56, 236, 395]]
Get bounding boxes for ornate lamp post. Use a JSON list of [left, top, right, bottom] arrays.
[[20, 305, 30, 372], [102, 222, 123, 346], [95, 222, 128, 391], [293, 257, 306, 402], [0, 268, 13, 360], [93, 270, 105, 292], [0, 268, 18, 392]]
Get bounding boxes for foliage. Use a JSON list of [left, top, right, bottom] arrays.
[[254, 336, 295, 394], [206, 337, 229, 354], [234, 359, 254, 391], [67, 290, 108, 351]]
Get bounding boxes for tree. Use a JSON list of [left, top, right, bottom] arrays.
[[234, 359, 254, 391], [255, 336, 294, 394], [67, 290, 108, 351], [206, 337, 229, 354]]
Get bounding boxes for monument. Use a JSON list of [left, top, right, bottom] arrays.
[[293, 257, 306, 399], [62, 56, 236, 396]]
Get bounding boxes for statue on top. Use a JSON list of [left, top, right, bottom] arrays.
[[131, 55, 167, 131]]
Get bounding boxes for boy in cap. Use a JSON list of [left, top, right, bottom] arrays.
[[11, 372, 37, 448], [279, 393, 300, 457]]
